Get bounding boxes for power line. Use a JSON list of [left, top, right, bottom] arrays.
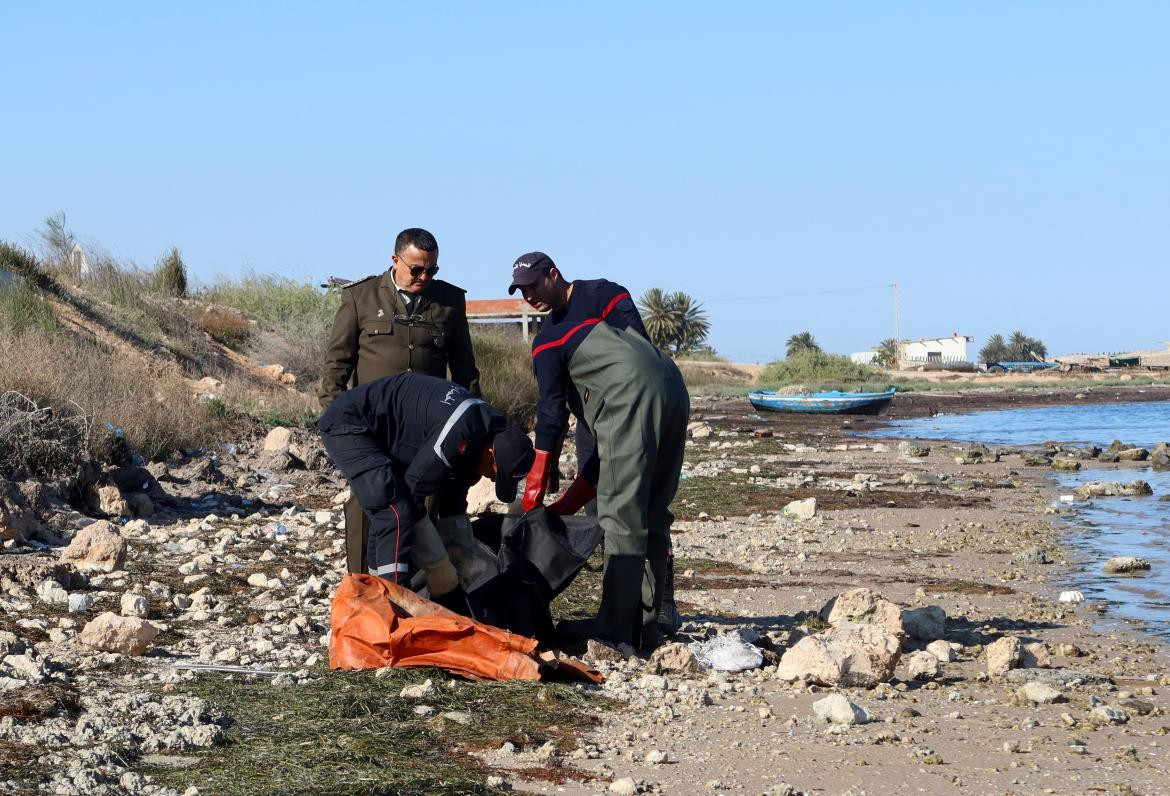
[[704, 283, 895, 303]]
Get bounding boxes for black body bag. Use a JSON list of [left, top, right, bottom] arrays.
[[465, 508, 603, 644]]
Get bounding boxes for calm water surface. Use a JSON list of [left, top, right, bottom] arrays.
[[870, 399, 1169, 448], [871, 400, 1170, 637]]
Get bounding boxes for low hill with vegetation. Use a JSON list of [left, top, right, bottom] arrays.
[[0, 217, 539, 472]]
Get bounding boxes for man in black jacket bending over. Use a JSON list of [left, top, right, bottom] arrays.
[[318, 373, 534, 613]]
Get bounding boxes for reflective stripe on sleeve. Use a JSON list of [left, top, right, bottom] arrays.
[[433, 398, 485, 467]]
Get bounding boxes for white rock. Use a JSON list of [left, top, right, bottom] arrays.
[[812, 693, 869, 725], [901, 606, 946, 641], [400, 679, 435, 699], [262, 426, 294, 454], [465, 476, 508, 514], [776, 623, 901, 688], [247, 573, 270, 588], [97, 485, 131, 517], [36, 579, 69, 605], [67, 593, 94, 613], [985, 636, 1022, 676], [905, 650, 940, 680], [1103, 556, 1151, 575], [60, 520, 127, 572], [609, 777, 639, 795], [1090, 705, 1129, 724], [783, 498, 817, 520], [120, 592, 150, 618], [819, 588, 904, 637], [925, 640, 955, 662], [80, 612, 158, 655], [1058, 590, 1084, 603], [1017, 682, 1064, 704]]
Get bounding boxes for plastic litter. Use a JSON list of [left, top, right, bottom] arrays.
[[1059, 590, 1084, 603], [688, 633, 764, 672]]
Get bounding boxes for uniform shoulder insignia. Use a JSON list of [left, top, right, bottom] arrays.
[[340, 274, 377, 289]]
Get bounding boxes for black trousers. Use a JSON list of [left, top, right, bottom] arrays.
[[319, 426, 422, 585]]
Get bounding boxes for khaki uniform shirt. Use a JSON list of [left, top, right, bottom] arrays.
[[317, 270, 480, 409]]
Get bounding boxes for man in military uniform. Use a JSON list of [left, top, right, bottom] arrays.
[[319, 228, 481, 573]]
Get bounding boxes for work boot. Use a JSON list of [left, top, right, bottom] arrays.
[[556, 554, 645, 649], [657, 552, 681, 637]]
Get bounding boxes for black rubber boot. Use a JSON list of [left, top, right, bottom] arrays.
[[431, 585, 472, 617], [640, 552, 670, 652], [556, 554, 645, 649], [657, 552, 680, 637]]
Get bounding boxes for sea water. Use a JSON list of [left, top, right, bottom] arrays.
[[870, 399, 1169, 448], [870, 400, 1170, 636]]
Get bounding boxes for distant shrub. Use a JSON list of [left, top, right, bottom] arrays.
[[472, 328, 538, 428], [153, 247, 188, 297], [199, 272, 340, 327], [676, 361, 753, 390], [0, 278, 58, 335], [759, 350, 883, 387], [0, 324, 226, 460], [198, 305, 252, 348], [244, 315, 333, 387], [36, 212, 75, 273]]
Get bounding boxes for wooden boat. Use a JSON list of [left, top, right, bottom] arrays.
[[748, 388, 896, 415]]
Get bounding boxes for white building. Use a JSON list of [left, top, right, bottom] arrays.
[[900, 334, 973, 366], [850, 351, 879, 365]]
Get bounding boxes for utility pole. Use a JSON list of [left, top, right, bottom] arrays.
[[892, 282, 900, 343]]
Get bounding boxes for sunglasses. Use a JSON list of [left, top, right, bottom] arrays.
[[401, 264, 439, 278]]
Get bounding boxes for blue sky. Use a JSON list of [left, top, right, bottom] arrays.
[[2, 3, 1167, 361]]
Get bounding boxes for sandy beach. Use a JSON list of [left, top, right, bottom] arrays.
[[487, 386, 1170, 795]]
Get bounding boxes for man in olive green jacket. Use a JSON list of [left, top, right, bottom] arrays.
[[318, 228, 480, 572]]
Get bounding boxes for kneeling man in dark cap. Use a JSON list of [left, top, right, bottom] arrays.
[[317, 373, 534, 614]]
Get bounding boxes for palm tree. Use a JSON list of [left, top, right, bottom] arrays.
[[979, 333, 1008, 363], [669, 291, 710, 353], [875, 338, 900, 368], [638, 288, 711, 353], [786, 331, 820, 358], [638, 288, 679, 351], [1007, 331, 1030, 361]]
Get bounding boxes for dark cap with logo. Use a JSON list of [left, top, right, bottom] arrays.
[[507, 251, 555, 295], [491, 424, 536, 502]]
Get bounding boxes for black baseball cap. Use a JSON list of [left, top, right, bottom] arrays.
[[491, 424, 535, 502], [507, 251, 555, 295]]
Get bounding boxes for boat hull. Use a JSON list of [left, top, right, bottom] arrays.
[[748, 389, 895, 415]]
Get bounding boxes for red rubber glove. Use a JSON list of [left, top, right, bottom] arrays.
[[547, 476, 596, 516], [523, 450, 553, 512]]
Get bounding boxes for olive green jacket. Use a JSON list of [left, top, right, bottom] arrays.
[[317, 271, 480, 409]]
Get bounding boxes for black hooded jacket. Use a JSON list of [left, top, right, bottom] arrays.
[[317, 373, 504, 519]]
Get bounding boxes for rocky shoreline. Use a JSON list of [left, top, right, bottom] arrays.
[[495, 390, 1170, 795], [1, 385, 1169, 795]]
